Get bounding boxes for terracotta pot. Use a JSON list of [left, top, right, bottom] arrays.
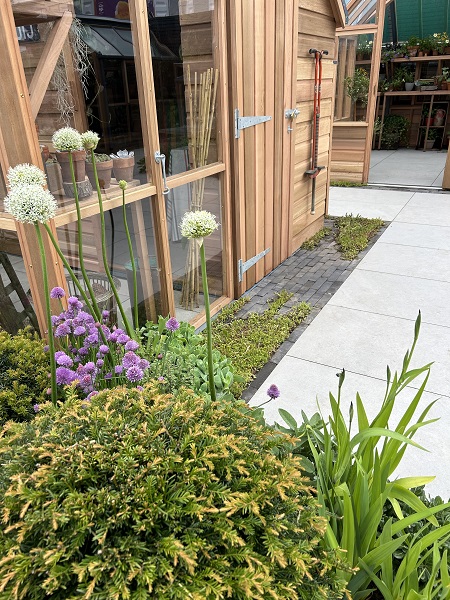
[[55, 150, 86, 183], [112, 156, 135, 182], [45, 161, 63, 194], [418, 51, 424, 57], [86, 159, 114, 190], [445, 46, 450, 55], [432, 50, 439, 56], [40, 145, 50, 163]]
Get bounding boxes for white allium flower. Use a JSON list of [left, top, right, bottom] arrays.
[[52, 127, 83, 152], [81, 130, 100, 150], [4, 184, 57, 224], [180, 210, 219, 239], [7, 163, 46, 189]]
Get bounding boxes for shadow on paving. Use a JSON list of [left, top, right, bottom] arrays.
[[239, 217, 388, 402]]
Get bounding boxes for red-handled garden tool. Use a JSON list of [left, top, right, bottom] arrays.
[[305, 48, 328, 214]]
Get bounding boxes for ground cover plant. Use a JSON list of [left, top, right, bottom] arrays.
[[0, 384, 348, 600], [335, 213, 383, 260], [211, 291, 310, 398], [0, 328, 49, 425], [330, 180, 367, 187], [273, 314, 450, 599], [301, 227, 332, 250]]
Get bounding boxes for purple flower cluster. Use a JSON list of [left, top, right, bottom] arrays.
[[49, 287, 151, 398]]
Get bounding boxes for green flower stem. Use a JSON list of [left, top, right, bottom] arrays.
[[199, 241, 216, 402], [34, 222, 57, 406], [42, 224, 110, 349], [90, 149, 133, 338], [68, 152, 102, 322], [121, 187, 139, 329]]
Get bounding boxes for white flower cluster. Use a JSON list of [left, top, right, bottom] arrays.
[[81, 130, 100, 150], [180, 210, 219, 239], [4, 184, 57, 224], [52, 127, 83, 152], [7, 163, 46, 188]]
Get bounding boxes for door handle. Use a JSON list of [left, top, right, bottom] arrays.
[[154, 150, 170, 195]]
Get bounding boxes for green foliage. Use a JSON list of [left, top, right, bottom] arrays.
[[335, 213, 384, 260], [0, 328, 49, 425], [139, 315, 240, 397], [275, 314, 450, 599], [211, 292, 310, 398], [345, 68, 370, 106], [85, 153, 112, 163], [301, 227, 332, 250], [0, 385, 348, 600], [330, 180, 367, 187], [379, 115, 410, 149]]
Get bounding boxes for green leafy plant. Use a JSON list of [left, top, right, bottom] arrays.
[[345, 68, 370, 114], [211, 291, 310, 398], [0, 328, 49, 425], [379, 115, 410, 149], [426, 127, 439, 141], [0, 384, 348, 600], [275, 314, 450, 600], [330, 180, 367, 187], [334, 214, 383, 260], [85, 152, 112, 163], [301, 227, 332, 250], [139, 315, 240, 396]]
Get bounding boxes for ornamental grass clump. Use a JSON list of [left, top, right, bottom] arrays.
[[0, 328, 49, 425], [0, 385, 347, 600]]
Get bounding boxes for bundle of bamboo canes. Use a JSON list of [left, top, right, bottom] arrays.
[[181, 65, 219, 310]]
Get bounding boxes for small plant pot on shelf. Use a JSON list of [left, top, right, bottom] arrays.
[[112, 156, 135, 182], [405, 82, 415, 91], [86, 158, 113, 190], [55, 150, 86, 183], [425, 139, 435, 150]]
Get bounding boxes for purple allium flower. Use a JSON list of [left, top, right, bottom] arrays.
[[55, 350, 65, 360], [117, 333, 130, 345], [43, 345, 49, 352], [96, 359, 104, 368], [51, 315, 59, 326], [122, 351, 139, 369], [158, 376, 165, 382], [102, 310, 109, 320], [166, 317, 180, 332], [46, 388, 52, 395], [68, 296, 80, 306], [56, 367, 76, 386], [157, 353, 163, 360], [81, 375, 92, 385], [33, 403, 40, 413], [84, 362, 96, 374], [114, 365, 124, 375], [54, 323, 71, 337], [125, 340, 139, 352], [85, 332, 99, 346], [138, 359, 149, 371], [50, 287, 65, 299], [56, 353, 73, 367], [87, 391, 98, 400], [126, 366, 144, 382], [267, 384, 280, 400], [104, 372, 112, 380], [137, 385, 144, 391], [74, 326, 86, 336], [110, 328, 125, 342], [99, 344, 109, 355], [78, 347, 88, 356]]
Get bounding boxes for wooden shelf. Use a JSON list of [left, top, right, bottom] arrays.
[[383, 90, 450, 96], [391, 56, 450, 63]]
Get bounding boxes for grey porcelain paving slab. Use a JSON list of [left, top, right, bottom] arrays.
[[328, 269, 450, 328], [356, 242, 450, 283], [250, 357, 448, 498], [395, 192, 450, 226], [286, 305, 450, 397], [369, 149, 397, 168], [328, 187, 414, 220], [369, 149, 447, 187], [380, 221, 450, 251]]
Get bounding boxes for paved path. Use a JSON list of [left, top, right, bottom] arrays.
[[250, 186, 450, 499], [370, 148, 447, 188]]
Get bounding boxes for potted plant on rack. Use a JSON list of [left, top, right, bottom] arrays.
[[407, 35, 420, 57], [85, 153, 113, 190], [110, 150, 135, 182], [380, 115, 410, 149], [52, 127, 91, 199], [425, 127, 439, 149], [422, 107, 435, 126], [402, 69, 415, 91]]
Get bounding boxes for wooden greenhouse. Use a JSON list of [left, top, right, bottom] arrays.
[[0, 0, 351, 335]]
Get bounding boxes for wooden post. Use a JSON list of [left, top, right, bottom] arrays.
[[0, 0, 67, 335], [442, 145, 450, 189]]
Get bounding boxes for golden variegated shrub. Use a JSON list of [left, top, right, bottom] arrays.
[[0, 385, 347, 599]]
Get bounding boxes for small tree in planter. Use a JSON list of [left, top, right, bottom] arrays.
[[345, 68, 370, 120]]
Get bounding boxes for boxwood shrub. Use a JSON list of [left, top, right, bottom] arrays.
[[0, 385, 347, 599], [0, 327, 49, 425]]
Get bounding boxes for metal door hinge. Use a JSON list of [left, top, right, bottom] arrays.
[[235, 109, 271, 138], [238, 248, 270, 282]]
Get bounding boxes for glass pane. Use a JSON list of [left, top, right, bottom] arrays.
[[17, 18, 152, 203], [56, 198, 161, 328], [149, 0, 220, 175], [0, 229, 38, 334], [335, 33, 374, 122], [168, 174, 223, 321]]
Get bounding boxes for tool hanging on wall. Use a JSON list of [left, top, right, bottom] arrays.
[[305, 48, 328, 215]]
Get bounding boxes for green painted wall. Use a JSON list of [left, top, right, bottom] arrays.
[[384, 0, 450, 43]]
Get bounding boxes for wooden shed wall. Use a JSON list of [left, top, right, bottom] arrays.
[[330, 123, 367, 182], [292, 0, 337, 252]]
